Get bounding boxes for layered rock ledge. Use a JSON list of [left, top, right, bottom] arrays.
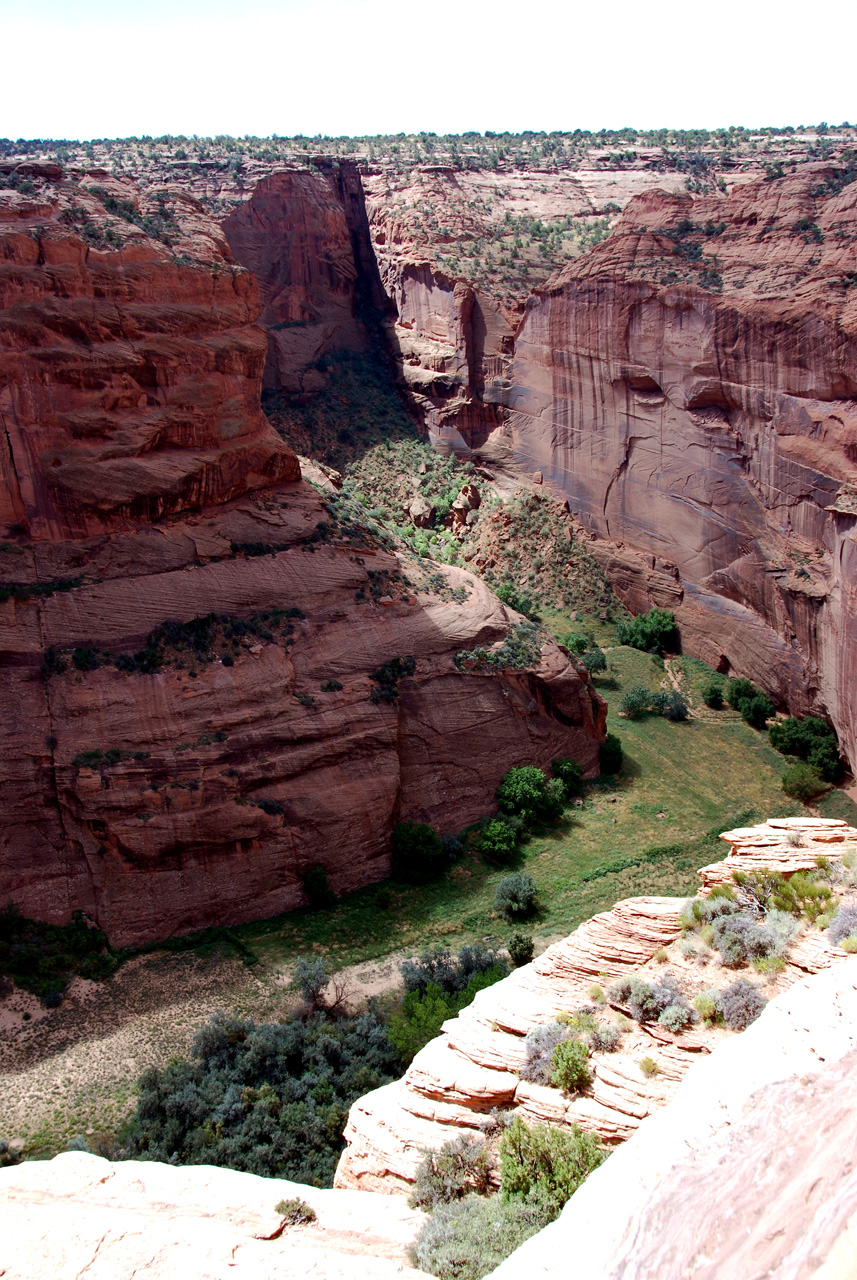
[[335, 817, 857, 1193]]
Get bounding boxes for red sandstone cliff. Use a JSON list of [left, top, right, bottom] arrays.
[[0, 167, 605, 947], [500, 166, 857, 767]]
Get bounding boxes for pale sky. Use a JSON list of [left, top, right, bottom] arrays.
[[2, 0, 855, 140]]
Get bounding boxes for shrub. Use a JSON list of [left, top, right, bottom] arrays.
[[552, 757, 584, 797], [550, 1038, 592, 1092], [409, 1194, 547, 1280], [764, 908, 801, 955], [302, 864, 335, 908], [710, 913, 775, 967], [619, 686, 651, 718], [807, 737, 844, 782], [610, 973, 686, 1023], [719, 979, 766, 1030], [649, 691, 670, 716], [560, 631, 591, 656], [703, 680, 724, 709], [402, 944, 509, 998], [582, 646, 607, 674], [727, 677, 759, 713], [639, 1055, 659, 1077], [664, 690, 690, 721], [508, 933, 535, 967], [744, 694, 775, 730], [0, 1139, 21, 1168], [588, 1021, 620, 1053], [769, 715, 835, 760], [128, 1009, 401, 1185], [827, 904, 857, 946], [693, 991, 722, 1024], [496, 766, 552, 822], [782, 762, 827, 803], [479, 818, 518, 864], [391, 958, 509, 1064], [499, 1116, 605, 1220], [409, 1134, 490, 1210], [292, 956, 331, 1008], [658, 1002, 694, 1033], [320, 679, 343, 692], [599, 733, 623, 775], [615, 608, 678, 654], [391, 821, 445, 884], [520, 1019, 569, 1084], [275, 1197, 316, 1225], [495, 873, 538, 919]]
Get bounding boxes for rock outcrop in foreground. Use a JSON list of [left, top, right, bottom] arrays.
[[335, 817, 857, 1193], [0, 1152, 430, 1280], [0, 169, 604, 946], [501, 166, 857, 768], [488, 957, 857, 1280]]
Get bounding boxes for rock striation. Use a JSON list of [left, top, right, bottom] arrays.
[[0, 1150, 430, 1280], [335, 817, 857, 1193], [0, 170, 605, 947], [500, 167, 857, 766], [487, 958, 857, 1280]]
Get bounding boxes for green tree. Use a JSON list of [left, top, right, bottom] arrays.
[[391, 821, 445, 884], [499, 1117, 605, 1219]]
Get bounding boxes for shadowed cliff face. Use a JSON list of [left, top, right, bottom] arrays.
[[501, 168, 857, 767], [0, 171, 605, 947]]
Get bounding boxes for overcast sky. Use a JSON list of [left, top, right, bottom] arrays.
[[3, 0, 855, 140]]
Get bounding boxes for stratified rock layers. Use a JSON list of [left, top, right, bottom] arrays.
[[335, 818, 856, 1194], [0, 175, 604, 947], [502, 168, 857, 766]]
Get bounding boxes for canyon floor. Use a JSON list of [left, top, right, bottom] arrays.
[[3, 640, 854, 1157]]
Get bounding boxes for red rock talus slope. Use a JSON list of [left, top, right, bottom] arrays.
[[0, 168, 604, 947], [501, 164, 857, 766], [335, 817, 856, 1194]]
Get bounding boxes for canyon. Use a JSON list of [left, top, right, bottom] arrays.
[[0, 167, 603, 945]]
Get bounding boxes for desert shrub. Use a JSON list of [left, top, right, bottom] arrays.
[[508, 933, 535, 967], [292, 956, 331, 1008], [552, 757, 584, 796], [649, 691, 670, 716], [664, 690, 690, 721], [599, 733, 623, 775], [320, 679, 343, 692], [370, 654, 416, 703], [479, 818, 518, 864], [610, 973, 686, 1023], [409, 1194, 547, 1280], [496, 766, 554, 823], [658, 1002, 694, 1033], [693, 991, 722, 1024], [827, 903, 857, 946], [409, 1134, 490, 1210], [782, 762, 827, 802], [710, 913, 775, 967], [619, 686, 651, 718], [764, 908, 801, 954], [127, 1008, 401, 1185], [275, 1197, 316, 1225], [615, 608, 678, 654], [520, 1019, 569, 1084], [495, 873, 538, 919], [302, 864, 335, 908], [402, 944, 509, 998], [588, 1021, 620, 1053], [499, 1116, 605, 1220], [719, 979, 765, 1030], [0, 1139, 21, 1167], [703, 680, 724, 709], [639, 1055, 659, 1077], [550, 1038, 592, 1092], [391, 821, 445, 884]]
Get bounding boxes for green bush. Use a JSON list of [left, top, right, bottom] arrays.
[[391, 821, 445, 884], [495, 873, 537, 919], [552, 757, 584, 797], [664, 690, 690, 721], [703, 680, 724, 709], [302, 864, 336, 907], [479, 818, 518, 864], [499, 1116, 605, 1220], [275, 1197, 316, 1225], [619, 686, 651, 718], [496, 766, 553, 822], [409, 1134, 490, 1209], [582, 646, 607, 674], [614, 608, 678, 654], [743, 693, 775, 730], [559, 631, 591, 656], [769, 716, 843, 781], [389, 969, 507, 1063], [599, 733, 623, 775], [782, 761, 828, 803], [409, 1194, 547, 1280], [508, 933, 535, 966], [550, 1038, 592, 1092]]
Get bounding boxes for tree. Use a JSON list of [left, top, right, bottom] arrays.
[[582, 646, 606, 674], [552, 757, 584, 796], [480, 818, 518, 864], [782, 762, 827, 803], [391, 821, 445, 884], [614, 608, 678, 654], [599, 733, 623, 775], [499, 1117, 605, 1220], [496, 766, 552, 822], [495, 873, 537, 919]]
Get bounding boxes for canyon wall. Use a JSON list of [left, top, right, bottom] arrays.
[[0, 168, 604, 946], [501, 167, 857, 765]]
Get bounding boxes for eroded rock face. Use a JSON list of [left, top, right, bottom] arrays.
[[0, 171, 605, 947], [501, 168, 857, 765], [335, 818, 856, 1194], [0, 1151, 431, 1280]]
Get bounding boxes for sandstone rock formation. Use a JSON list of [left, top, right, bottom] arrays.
[[0, 170, 605, 947], [487, 958, 857, 1280], [500, 167, 857, 767], [335, 817, 857, 1193], [0, 1150, 430, 1279]]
